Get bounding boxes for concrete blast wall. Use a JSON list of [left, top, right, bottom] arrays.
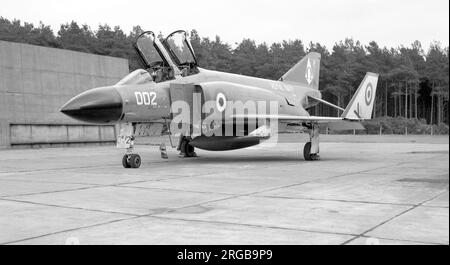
[[0, 40, 129, 148]]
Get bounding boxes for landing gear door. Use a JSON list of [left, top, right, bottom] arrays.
[[169, 83, 203, 136]]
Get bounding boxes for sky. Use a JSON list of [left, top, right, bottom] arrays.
[[1, 0, 449, 49]]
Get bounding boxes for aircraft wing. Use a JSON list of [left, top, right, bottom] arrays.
[[231, 114, 365, 130], [232, 114, 342, 122]]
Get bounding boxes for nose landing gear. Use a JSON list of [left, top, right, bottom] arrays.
[[122, 154, 141, 168], [118, 123, 143, 168]]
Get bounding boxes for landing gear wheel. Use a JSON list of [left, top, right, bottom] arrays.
[[303, 142, 319, 161], [122, 154, 131, 168], [129, 154, 141, 168], [186, 144, 196, 157], [180, 139, 197, 157], [303, 142, 312, 161]]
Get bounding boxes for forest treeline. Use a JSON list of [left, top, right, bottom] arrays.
[[1, 17, 448, 127]]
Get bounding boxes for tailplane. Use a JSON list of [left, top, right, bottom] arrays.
[[341, 72, 379, 120], [280, 52, 321, 90]]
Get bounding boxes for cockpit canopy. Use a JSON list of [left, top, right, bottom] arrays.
[[134, 31, 165, 68], [133, 30, 198, 82], [163, 30, 197, 66]]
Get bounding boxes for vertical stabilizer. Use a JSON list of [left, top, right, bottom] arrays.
[[280, 52, 321, 90]]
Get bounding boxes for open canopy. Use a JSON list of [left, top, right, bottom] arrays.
[[134, 31, 166, 68], [163, 30, 197, 67], [133, 30, 198, 81]]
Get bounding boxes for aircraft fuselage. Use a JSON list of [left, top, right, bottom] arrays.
[[61, 68, 320, 151]]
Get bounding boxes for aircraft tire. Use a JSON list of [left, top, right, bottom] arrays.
[[181, 140, 196, 157], [303, 142, 313, 161], [129, 154, 141, 168], [122, 155, 131, 168], [186, 144, 196, 157]]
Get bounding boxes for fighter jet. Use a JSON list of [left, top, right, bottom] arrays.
[[60, 30, 379, 168]]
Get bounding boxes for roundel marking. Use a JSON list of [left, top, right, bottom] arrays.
[[216, 92, 227, 112], [365, 83, 373, 106]]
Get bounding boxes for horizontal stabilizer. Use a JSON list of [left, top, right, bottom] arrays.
[[307, 95, 345, 111]]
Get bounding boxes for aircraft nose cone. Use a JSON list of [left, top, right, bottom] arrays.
[[60, 86, 123, 123]]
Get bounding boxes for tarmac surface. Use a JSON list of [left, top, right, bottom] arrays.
[[0, 134, 448, 245]]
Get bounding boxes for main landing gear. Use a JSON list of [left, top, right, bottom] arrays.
[[178, 136, 197, 158], [303, 122, 320, 161]]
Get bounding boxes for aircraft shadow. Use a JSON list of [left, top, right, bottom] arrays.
[[180, 154, 354, 164], [190, 156, 311, 164]]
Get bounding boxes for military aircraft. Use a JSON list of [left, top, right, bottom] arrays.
[[60, 30, 379, 168]]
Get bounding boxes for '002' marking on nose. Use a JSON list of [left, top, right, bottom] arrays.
[[135, 92, 157, 106]]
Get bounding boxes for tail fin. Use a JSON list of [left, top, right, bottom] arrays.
[[341, 72, 379, 120], [280, 52, 321, 90]]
